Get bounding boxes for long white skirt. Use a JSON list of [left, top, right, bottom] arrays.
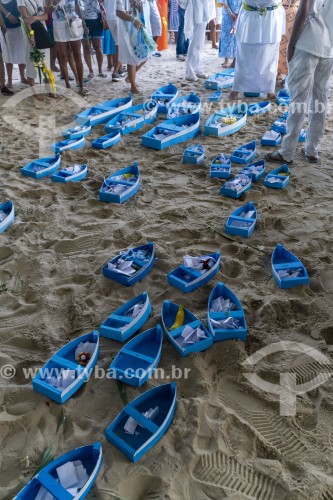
[[0, 27, 26, 65], [233, 41, 280, 93]]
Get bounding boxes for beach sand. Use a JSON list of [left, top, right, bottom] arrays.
[[1, 42, 333, 500]]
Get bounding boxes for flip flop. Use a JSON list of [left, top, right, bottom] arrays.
[[98, 73, 107, 78], [265, 151, 293, 165], [79, 87, 89, 96], [301, 148, 319, 163]]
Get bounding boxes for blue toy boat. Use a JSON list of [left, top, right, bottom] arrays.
[[32, 331, 99, 404], [105, 383, 176, 463], [239, 159, 265, 181], [204, 104, 247, 137], [92, 131, 122, 149], [13, 443, 102, 500], [225, 201, 257, 238], [230, 141, 256, 164], [221, 173, 252, 199], [161, 301, 213, 356], [272, 243, 309, 289], [109, 326, 163, 387], [167, 252, 221, 293], [99, 292, 151, 341], [0, 200, 14, 233], [52, 136, 85, 153], [142, 112, 200, 150], [21, 154, 61, 179], [99, 162, 140, 204], [210, 153, 231, 179], [271, 111, 289, 134], [299, 129, 307, 143], [51, 163, 87, 183], [244, 92, 266, 97], [76, 95, 132, 126], [182, 144, 205, 165], [247, 101, 271, 116], [167, 92, 201, 118], [205, 68, 235, 90], [261, 130, 282, 147], [207, 282, 247, 342], [151, 83, 178, 114], [102, 242, 154, 287], [276, 89, 290, 106], [63, 121, 91, 140], [208, 91, 223, 102], [264, 165, 290, 189], [104, 102, 158, 134]]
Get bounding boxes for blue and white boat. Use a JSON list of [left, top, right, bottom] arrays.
[[167, 92, 201, 118], [51, 163, 87, 183], [21, 154, 61, 179], [102, 242, 154, 287], [32, 331, 99, 404], [0, 200, 14, 234], [109, 326, 163, 387], [76, 95, 132, 126], [63, 121, 91, 140], [261, 130, 282, 147], [264, 165, 290, 189], [161, 301, 213, 356], [92, 131, 122, 149], [271, 111, 289, 134], [204, 104, 247, 137], [210, 153, 231, 179], [207, 282, 247, 342], [272, 243, 309, 289], [247, 101, 271, 116], [276, 89, 290, 106], [13, 443, 102, 500], [104, 102, 158, 134], [239, 159, 265, 181], [230, 141, 256, 164], [52, 136, 85, 153], [182, 144, 205, 164], [205, 68, 235, 90], [99, 162, 140, 204], [142, 112, 200, 150], [105, 383, 176, 463], [299, 129, 307, 143], [151, 83, 178, 114], [99, 292, 151, 341], [167, 252, 221, 293], [221, 173, 252, 199], [225, 201, 257, 238], [208, 91, 223, 102]]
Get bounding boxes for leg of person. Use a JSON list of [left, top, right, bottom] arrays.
[[0, 50, 13, 95], [127, 64, 139, 93], [195, 23, 207, 78], [209, 19, 217, 49], [6, 63, 13, 87], [70, 39, 85, 92], [176, 6, 186, 59], [107, 54, 113, 71], [50, 45, 59, 72], [57, 42, 71, 88], [82, 38, 94, 78], [19, 64, 28, 84], [186, 23, 206, 80], [107, 20, 121, 79], [92, 38, 105, 76], [67, 43, 79, 83]]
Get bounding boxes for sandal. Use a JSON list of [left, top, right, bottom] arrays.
[[265, 151, 293, 165], [98, 73, 107, 78], [79, 87, 89, 96], [86, 73, 94, 79], [301, 148, 319, 163]]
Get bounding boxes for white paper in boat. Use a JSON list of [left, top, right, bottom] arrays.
[[0, 211, 7, 222], [36, 485, 55, 500], [211, 297, 235, 312], [263, 130, 280, 141], [65, 164, 82, 173]]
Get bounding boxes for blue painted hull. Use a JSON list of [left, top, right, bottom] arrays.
[[142, 113, 200, 150], [182, 145, 205, 165], [151, 83, 178, 114], [205, 69, 235, 90], [52, 136, 85, 153], [276, 90, 290, 106], [225, 202, 257, 238], [261, 132, 282, 147], [99, 162, 140, 204], [92, 131, 122, 149], [209, 91, 223, 102], [76, 96, 132, 125], [264, 165, 290, 189], [0, 201, 14, 233], [221, 176, 252, 199], [105, 102, 158, 134], [240, 160, 265, 181], [102, 242, 154, 286], [51, 164, 88, 183], [230, 141, 256, 164], [167, 252, 221, 293], [167, 93, 201, 118], [21, 155, 61, 179], [247, 101, 271, 116], [63, 122, 92, 140], [272, 243, 309, 289], [204, 104, 247, 137]]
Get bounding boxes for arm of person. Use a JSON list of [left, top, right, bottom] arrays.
[[18, 4, 36, 45], [116, 9, 143, 30], [0, 2, 19, 25], [287, 0, 311, 61]]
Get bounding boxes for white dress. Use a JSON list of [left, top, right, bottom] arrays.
[[0, 0, 26, 64]]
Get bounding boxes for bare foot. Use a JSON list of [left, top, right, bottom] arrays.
[[267, 93, 276, 100], [21, 78, 29, 85], [125, 76, 130, 83], [229, 91, 239, 100], [48, 93, 59, 99], [131, 86, 141, 94], [32, 93, 43, 100]]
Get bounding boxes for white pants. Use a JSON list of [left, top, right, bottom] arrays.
[[149, 0, 162, 38], [185, 22, 206, 79], [107, 19, 118, 45], [279, 48, 333, 161]]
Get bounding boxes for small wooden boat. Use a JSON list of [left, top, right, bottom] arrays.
[[76, 95, 132, 126], [271, 111, 289, 134], [225, 201, 257, 238], [182, 144, 205, 165], [99, 292, 151, 341], [51, 163, 87, 183], [167, 92, 201, 118], [21, 154, 61, 179], [205, 68, 235, 90], [272, 243, 309, 289], [261, 130, 282, 147], [102, 242, 154, 287], [99, 162, 140, 204], [276, 89, 290, 106], [52, 136, 85, 153], [105, 383, 176, 462], [109, 326, 163, 387], [151, 83, 178, 114], [104, 102, 158, 134], [161, 301, 213, 356], [208, 91, 223, 102], [0, 200, 14, 234], [239, 159, 265, 181], [299, 129, 307, 143], [92, 131, 122, 149], [204, 104, 247, 137], [142, 112, 200, 150], [13, 443, 102, 500], [230, 141, 256, 164], [244, 92, 265, 97], [264, 165, 290, 189], [32, 331, 99, 404], [63, 121, 91, 140], [210, 153, 231, 179], [221, 173, 252, 199], [207, 282, 247, 341], [167, 252, 221, 293], [247, 101, 271, 116]]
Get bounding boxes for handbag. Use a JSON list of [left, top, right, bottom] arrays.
[[60, 1, 84, 39], [26, 0, 54, 49]]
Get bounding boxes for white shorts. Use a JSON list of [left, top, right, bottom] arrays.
[[149, 0, 162, 38], [53, 20, 83, 43], [107, 19, 118, 45], [215, 7, 222, 25]]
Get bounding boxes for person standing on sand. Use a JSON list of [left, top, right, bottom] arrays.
[[267, 0, 333, 164], [175, 2, 188, 61], [277, 0, 299, 83], [218, 0, 242, 68]]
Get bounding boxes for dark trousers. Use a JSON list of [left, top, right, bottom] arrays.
[[176, 6, 189, 56]]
